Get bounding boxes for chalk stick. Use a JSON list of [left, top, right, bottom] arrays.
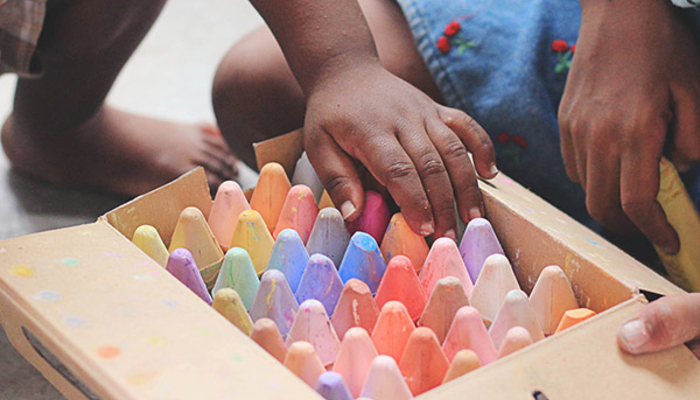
[[295, 254, 344, 316], [347, 191, 391, 244], [284, 341, 326, 388], [442, 306, 497, 365], [169, 206, 224, 284], [208, 180, 251, 250], [468, 254, 520, 326], [132, 225, 169, 267], [554, 308, 597, 334], [488, 290, 544, 349], [166, 248, 212, 305], [459, 217, 505, 283], [338, 232, 387, 294], [419, 237, 473, 296], [529, 265, 579, 335], [265, 228, 309, 293], [212, 247, 260, 310], [249, 269, 299, 338], [442, 349, 481, 384], [286, 299, 341, 367], [274, 184, 320, 243], [250, 162, 291, 232], [292, 151, 324, 202], [332, 327, 378, 397], [417, 277, 470, 343], [229, 210, 275, 275], [211, 288, 253, 335], [371, 301, 415, 364], [251, 317, 288, 363], [374, 255, 427, 322], [380, 213, 429, 274], [398, 327, 449, 396], [496, 326, 533, 359], [315, 371, 353, 400], [331, 279, 379, 341], [360, 355, 413, 400], [307, 207, 350, 267]]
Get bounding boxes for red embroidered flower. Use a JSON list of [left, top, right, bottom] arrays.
[[444, 21, 461, 37], [497, 132, 510, 144], [570, 44, 576, 54], [437, 36, 451, 53], [551, 39, 568, 52], [512, 135, 528, 149]]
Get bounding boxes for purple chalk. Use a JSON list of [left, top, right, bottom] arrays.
[[459, 218, 506, 283], [315, 372, 353, 400], [295, 254, 343, 316], [306, 208, 350, 268], [166, 248, 212, 305], [250, 269, 299, 338]]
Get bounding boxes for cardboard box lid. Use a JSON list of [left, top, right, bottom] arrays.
[[0, 221, 321, 400]]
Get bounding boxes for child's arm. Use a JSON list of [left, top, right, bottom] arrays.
[[618, 293, 700, 359], [558, 0, 700, 254], [249, 0, 497, 239]]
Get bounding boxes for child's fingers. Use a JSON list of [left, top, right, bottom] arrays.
[[355, 134, 435, 236], [438, 107, 497, 179], [426, 118, 483, 226], [584, 151, 637, 234], [618, 293, 700, 357], [620, 144, 680, 254], [306, 131, 365, 221], [558, 113, 582, 184], [398, 122, 457, 239]]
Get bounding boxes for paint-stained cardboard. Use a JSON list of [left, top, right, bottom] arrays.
[[0, 129, 698, 400]]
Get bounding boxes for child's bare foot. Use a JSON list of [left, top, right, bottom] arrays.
[[2, 106, 239, 196]]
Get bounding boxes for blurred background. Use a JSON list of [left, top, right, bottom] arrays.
[[0, 1, 262, 398]]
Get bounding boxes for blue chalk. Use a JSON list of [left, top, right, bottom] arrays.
[[338, 232, 387, 294], [295, 254, 343, 316], [265, 229, 309, 293]]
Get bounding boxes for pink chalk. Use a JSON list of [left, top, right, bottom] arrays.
[[347, 191, 391, 244]]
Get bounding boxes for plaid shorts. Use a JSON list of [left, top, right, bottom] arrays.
[[0, 0, 46, 77]]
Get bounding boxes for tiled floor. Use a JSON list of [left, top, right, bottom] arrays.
[[0, 1, 262, 398]]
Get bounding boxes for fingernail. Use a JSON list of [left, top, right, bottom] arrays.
[[444, 229, 457, 241], [420, 222, 435, 236], [469, 207, 482, 220], [661, 241, 678, 255], [489, 164, 498, 176], [340, 201, 357, 220], [619, 319, 650, 352]]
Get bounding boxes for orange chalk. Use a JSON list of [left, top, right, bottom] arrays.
[[251, 318, 287, 363], [332, 327, 378, 397], [442, 349, 481, 384], [318, 190, 335, 210], [496, 326, 533, 359], [529, 265, 579, 335], [399, 327, 449, 396], [331, 279, 379, 341], [374, 255, 428, 322], [250, 162, 292, 232], [419, 237, 473, 296], [273, 185, 320, 243], [488, 290, 544, 349], [284, 341, 326, 388], [380, 213, 429, 274], [442, 306, 497, 365], [418, 277, 470, 343], [208, 181, 251, 251], [468, 254, 520, 326], [554, 308, 597, 334], [371, 301, 415, 363]]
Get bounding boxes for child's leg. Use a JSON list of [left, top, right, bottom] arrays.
[[1, 0, 238, 196], [212, 0, 441, 169]]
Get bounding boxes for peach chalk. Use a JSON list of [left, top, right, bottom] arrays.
[[332, 327, 378, 397], [132, 225, 169, 267], [284, 341, 326, 388], [529, 265, 579, 335], [459, 217, 506, 283], [488, 290, 545, 349], [419, 237, 473, 297], [374, 255, 427, 322], [331, 279, 379, 340], [273, 185, 320, 243], [468, 254, 520, 325], [554, 308, 597, 333], [286, 299, 341, 367], [442, 349, 481, 384], [249, 270, 299, 338], [229, 210, 274, 275], [211, 288, 253, 335], [251, 318, 288, 363], [250, 162, 291, 232], [496, 326, 533, 359], [380, 213, 429, 274], [371, 301, 415, 363], [169, 206, 224, 286], [208, 180, 251, 250], [442, 306, 497, 365], [399, 327, 449, 396], [360, 355, 413, 400], [417, 277, 470, 343], [347, 191, 391, 244]]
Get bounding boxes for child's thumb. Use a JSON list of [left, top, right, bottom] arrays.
[[617, 293, 700, 356]]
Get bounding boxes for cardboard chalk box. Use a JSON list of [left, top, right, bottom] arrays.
[[1, 130, 700, 400]]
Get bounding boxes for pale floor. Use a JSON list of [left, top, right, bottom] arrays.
[[0, 1, 263, 398]]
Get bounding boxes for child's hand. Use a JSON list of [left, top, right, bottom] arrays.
[[618, 293, 700, 359], [558, 0, 700, 254], [304, 61, 497, 239]]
